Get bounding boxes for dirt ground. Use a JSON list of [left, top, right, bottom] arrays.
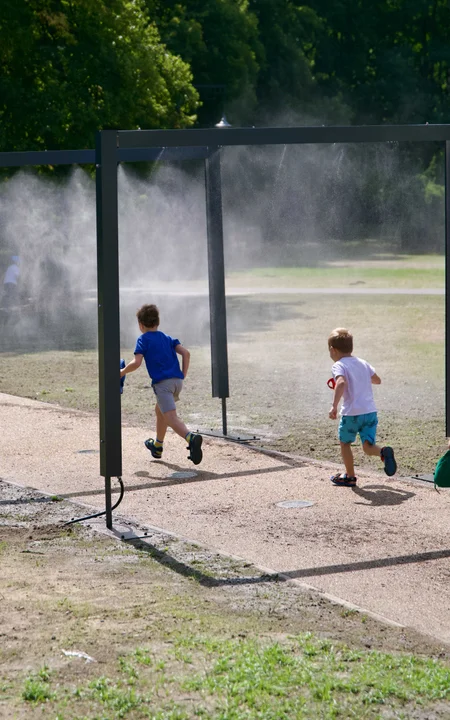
[[2, 392, 450, 642], [3, 477, 450, 718]]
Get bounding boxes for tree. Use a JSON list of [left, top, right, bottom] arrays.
[[248, 0, 319, 114], [309, 0, 450, 125], [145, 0, 263, 125], [0, 0, 200, 152]]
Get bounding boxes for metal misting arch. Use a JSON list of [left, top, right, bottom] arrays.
[[1, 123, 450, 528]]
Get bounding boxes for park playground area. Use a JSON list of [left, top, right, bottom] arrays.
[[2, 256, 450, 717]]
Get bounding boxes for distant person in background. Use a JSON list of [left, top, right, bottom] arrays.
[[2, 255, 20, 307]]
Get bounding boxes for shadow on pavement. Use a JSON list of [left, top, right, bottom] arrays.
[[351, 484, 415, 506], [118, 536, 450, 589]]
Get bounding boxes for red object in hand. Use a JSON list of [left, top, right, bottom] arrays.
[[327, 377, 336, 390]]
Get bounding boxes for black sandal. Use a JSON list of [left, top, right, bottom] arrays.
[[330, 473, 357, 487]]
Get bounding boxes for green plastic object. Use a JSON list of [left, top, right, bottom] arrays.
[[434, 449, 450, 488]]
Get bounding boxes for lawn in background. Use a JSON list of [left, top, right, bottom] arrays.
[[227, 254, 444, 288], [0, 257, 445, 475]]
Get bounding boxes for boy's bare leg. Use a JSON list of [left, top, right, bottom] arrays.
[[163, 409, 190, 440], [362, 441, 382, 457], [155, 404, 168, 442], [340, 442, 355, 477]]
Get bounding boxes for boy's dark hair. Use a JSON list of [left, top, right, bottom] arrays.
[[328, 328, 353, 353], [137, 304, 160, 328]]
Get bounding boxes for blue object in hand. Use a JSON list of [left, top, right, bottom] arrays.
[[120, 359, 126, 394]]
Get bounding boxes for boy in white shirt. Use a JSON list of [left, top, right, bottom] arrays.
[[328, 327, 396, 486]]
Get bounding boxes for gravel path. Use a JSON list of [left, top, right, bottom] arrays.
[[1, 392, 450, 647]]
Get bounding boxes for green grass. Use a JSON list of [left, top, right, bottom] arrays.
[[17, 634, 450, 718], [0, 288, 446, 474], [228, 264, 444, 288], [22, 666, 54, 703]]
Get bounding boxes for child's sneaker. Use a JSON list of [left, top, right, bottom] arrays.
[[187, 433, 203, 465], [381, 446, 397, 476], [330, 473, 357, 487], [144, 438, 163, 459]]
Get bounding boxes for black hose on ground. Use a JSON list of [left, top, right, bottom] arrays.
[[63, 477, 124, 526]]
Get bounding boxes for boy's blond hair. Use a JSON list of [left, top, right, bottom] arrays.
[[328, 328, 353, 354], [137, 304, 159, 328]]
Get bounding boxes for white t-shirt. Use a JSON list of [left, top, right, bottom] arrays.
[[4, 263, 20, 285], [332, 355, 377, 416]]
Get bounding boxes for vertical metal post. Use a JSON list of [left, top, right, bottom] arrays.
[[96, 130, 122, 528], [446, 142, 450, 435], [205, 147, 230, 435]]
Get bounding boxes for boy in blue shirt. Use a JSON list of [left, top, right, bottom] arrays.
[[120, 304, 203, 465]]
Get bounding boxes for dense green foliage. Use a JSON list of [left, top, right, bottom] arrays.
[[146, 0, 263, 125], [1, 1, 449, 249], [310, 0, 450, 125], [3, 0, 450, 149], [0, 0, 199, 151]]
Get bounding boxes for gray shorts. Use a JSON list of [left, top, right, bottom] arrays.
[[152, 377, 183, 413]]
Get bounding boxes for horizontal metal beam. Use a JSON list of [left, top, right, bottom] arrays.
[[0, 149, 95, 167], [118, 124, 450, 149], [0, 147, 211, 167], [117, 146, 210, 162], [3, 123, 450, 168]]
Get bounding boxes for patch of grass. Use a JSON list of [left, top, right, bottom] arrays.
[[228, 264, 445, 288], [180, 634, 450, 716], [133, 647, 153, 666], [15, 634, 450, 718], [51, 595, 94, 619], [22, 666, 55, 703], [87, 675, 149, 715], [340, 608, 359, 618], [118, 656, 139, 682]]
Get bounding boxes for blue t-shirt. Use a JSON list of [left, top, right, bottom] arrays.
[[134, 331, 184, 385]]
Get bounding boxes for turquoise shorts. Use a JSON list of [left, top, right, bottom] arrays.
[[338, 412, 378, 445]]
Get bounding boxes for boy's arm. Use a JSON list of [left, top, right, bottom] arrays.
[[329, 375, 346, 419], [175, 344, 190, 378], [120, 354, 143, 377], [371, 373, 381, 385]]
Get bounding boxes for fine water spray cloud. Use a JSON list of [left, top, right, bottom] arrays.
[[0, 127, 442, 354], [117, 162, 210, 347], [0, 168, 97, 349]]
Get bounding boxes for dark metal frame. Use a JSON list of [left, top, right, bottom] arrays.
[[1, 122, 450, 529]]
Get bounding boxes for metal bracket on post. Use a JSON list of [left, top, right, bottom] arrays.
[[96, 129, 123, 529]]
